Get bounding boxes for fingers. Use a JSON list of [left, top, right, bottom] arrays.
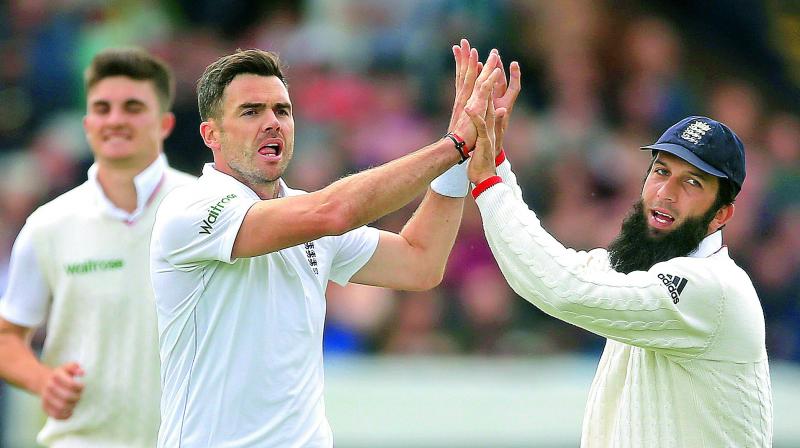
[[492, 52, 508, 101], [498, 60, 521, 110], [467, 68, 503, 120], [462, 48, 479, 97], [473, 51, 500, 92], [466, 74, 498, 143], [453, 38, 471, 95], [465, 103, 488, 137], [41, 363, 84, 420]]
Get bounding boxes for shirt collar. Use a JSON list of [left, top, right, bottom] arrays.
[[688, 230, 723, 258], [88, 154, 167, 223], [201, 163, 287, 199]]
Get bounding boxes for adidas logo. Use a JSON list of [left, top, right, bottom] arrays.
[[657, 273, 688, 304]]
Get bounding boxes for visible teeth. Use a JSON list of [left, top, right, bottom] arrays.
[[652, 210, 674, 224]]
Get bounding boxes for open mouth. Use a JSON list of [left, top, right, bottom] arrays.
[[103, 133, 132, 141], [258, 139, 283, 159], [649, 208, 675, 228]]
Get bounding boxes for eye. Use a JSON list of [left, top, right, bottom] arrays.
[[126, 103, 145, 113], [91, 104, 110, 115], [276, 108, 290, 116], [654, 167, 669, 176], [242, 109, 257, 117], [686, 178, 702, 188]]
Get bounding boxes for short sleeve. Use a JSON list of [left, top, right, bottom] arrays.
[[0, 223, 51, 327], [153, 189, 258, 268], [328, 225, 380, 286]]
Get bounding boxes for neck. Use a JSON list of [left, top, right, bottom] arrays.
[[213, 161, 281, 200], [95, 155, 158, 212], [249, 180, 280, 200]]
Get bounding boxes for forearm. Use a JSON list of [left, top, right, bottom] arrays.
[[474, 183, 711, 354], [324, 138, 461, 231], [0, 332, 49, 395], [397, 189, 465, 285]]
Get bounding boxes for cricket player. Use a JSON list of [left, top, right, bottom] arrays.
[[0, 49, 194, 447], [465, 77, 773, 448], [150, 42, 509, 446]]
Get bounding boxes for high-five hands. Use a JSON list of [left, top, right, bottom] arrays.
[[450, 43, 502, 152], [467, 74, 506, 185], [433, 39, 519, 198]]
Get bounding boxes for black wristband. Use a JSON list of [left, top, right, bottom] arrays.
[[445, 132, 469, 164]]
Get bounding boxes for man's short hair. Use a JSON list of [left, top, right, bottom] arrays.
[[84, 48, 175, 112], [196, 49, 287, 121]]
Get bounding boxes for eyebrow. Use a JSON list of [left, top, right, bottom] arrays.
[[237, 102, 291, 111], [90, 98, 147, 108]]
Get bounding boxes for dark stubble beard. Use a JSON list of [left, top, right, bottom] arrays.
[[607, 200, 719, 274]]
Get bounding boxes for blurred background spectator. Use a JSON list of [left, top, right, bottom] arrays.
[[1, 0, 799, 442]]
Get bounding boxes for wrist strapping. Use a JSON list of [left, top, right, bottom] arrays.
[[445, 132, 470, 164], [431, 162, 469, 197]]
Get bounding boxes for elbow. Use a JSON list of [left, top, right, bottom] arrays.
[[405, 267, 445, 292], [316, 197, 358, 236]]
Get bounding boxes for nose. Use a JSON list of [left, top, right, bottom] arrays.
[[262, 110, 281, 133], [106, 107, 127, 126], [656, 177, 679, 203]]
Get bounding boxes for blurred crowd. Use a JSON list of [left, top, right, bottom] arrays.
[[0, 0, 798, 367]]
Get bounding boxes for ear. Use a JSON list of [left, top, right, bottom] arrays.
[[200, 119, 221, 151], [160, 112, 176, 140], [708, 203, 735, 234]]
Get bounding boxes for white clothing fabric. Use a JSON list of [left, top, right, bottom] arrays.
[[1, 154, 173, 326], [0, 156, 194, 447], [474, 163, 772, 447], [151, 164, 379, 448]]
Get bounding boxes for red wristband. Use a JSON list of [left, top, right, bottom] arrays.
[[444, 132, 470, 164], [471, 175, 503, 199], [495, 149, 506, 167]]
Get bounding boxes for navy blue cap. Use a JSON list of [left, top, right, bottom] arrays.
[[641, 116, 746, 195]]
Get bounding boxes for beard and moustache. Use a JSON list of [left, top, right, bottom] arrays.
[[607, 200, 719, 274]]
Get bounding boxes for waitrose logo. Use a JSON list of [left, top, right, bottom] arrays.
[[65, 259, 124, 275], [199, 193, 238, 234]]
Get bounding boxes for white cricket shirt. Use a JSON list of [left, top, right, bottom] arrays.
[[474, 160, 773, 447], [0, 155, 194, 447], [151, 164, 379, 448]]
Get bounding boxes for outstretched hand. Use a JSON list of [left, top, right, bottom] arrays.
[[466, 71, 507, 185], [449, 40, 502, 151]]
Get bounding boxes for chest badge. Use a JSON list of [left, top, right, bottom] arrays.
[[304, 242, 319, 275]]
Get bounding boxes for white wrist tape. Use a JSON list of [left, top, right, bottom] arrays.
[[431, 162, 469, 197]]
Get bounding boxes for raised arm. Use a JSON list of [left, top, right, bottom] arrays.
[[467, 87, 722, 358], [232, 42, 501, 262], [351, 43, 505, 290]]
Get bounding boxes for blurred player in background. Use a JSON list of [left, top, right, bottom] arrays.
[[149, 41, 510, 447], [466, 65, 772, 445], [0, 48, 194, 447]]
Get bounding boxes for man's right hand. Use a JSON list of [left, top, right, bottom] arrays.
[[40, 362, 84, 420], [450, 43, 501, 151]]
